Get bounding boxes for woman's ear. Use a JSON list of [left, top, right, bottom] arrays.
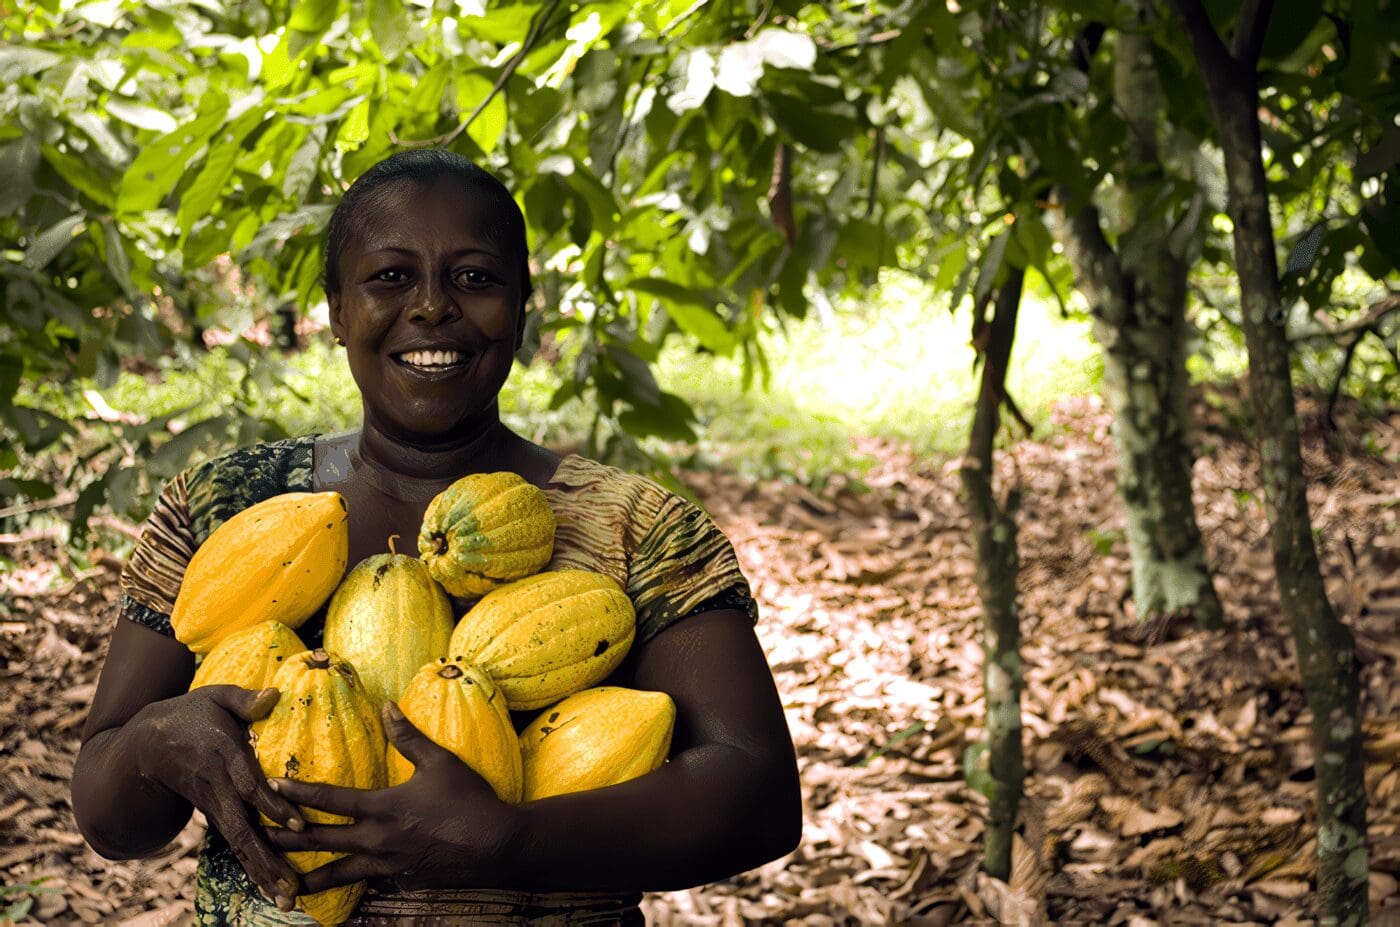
[[327, 291, 344, 345]]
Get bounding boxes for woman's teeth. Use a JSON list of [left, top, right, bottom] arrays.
[[398, 350, 465, 368]]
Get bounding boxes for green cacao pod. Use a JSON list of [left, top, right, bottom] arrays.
[[251, 649, 386, 926], [171, 492, 349, 654], [519, 686, 675, 801], [447, 570, 636, 711], [388, 658, 523, 803], [417, 472, 555, 598], [188, 620, 308, 693], [322, 537, 453, 710]]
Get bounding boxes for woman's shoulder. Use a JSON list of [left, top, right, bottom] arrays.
[[182, 432, 320, 541], [547, 453, 710, 529]]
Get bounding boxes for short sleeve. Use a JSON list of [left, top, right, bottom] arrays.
[[118, 469, 198, 637], [625, 483, 758, 644]]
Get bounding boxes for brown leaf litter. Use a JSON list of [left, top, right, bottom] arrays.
[[1, 388, 1397, 925]]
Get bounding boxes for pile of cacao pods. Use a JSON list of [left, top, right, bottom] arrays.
[[169, 473, 675, 925]]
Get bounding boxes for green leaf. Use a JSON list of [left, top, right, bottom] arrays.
[[178, 106, 268, 238], [0, 355, 23, 407], [1283, 222, 1327, 278], [617, 390, 697, 442], [290, 0, 340, 33], [467, 90, 508, 154], [150, 417, 228, 479], [369, 0, 413, 59], [96, 218, 136, 299], [766, 92, 860, 153], [335, 99, 371, 152], [857, 720, 927, 767], [41, 144, 115, 208], [972, 229, 1010, 309], [0, 47, 63, 81], [118, 93, 229, 214], [282, 126, 325, 201], [0, 136, 40, 213], [105, 98, 179, 133], [26, 213, 87, 270], [627, 278, 735, 353], [604, 342, 661, 408], [4, 405, 74, 452]]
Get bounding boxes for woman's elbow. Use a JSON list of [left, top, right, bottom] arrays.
[[739, 754, 803, 866]]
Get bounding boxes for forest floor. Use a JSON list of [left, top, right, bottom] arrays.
[[2, 386, 1398, 926]]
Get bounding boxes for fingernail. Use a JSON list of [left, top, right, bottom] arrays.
[[279, 877, 299, 896], [385, 701, 404, 719], [288, 815, 305, 832], [268, 778, 282, 792], [277, 894, 295, 912]]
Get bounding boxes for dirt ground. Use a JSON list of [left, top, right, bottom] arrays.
[[2, 388, 1397, 926]]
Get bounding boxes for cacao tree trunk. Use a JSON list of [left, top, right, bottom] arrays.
[[959, 265, 1026, 881], [1062, 7, 1223, 631], [1169, 2, 1370, 922]]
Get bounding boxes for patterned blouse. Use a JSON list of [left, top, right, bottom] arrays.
[[117, 431, 757, 926]]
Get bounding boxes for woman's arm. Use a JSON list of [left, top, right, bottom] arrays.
[[269, 607, 802, 896], [71, 618, 199, 858], [71, 617, 305, 908], [502, 607, 802, 892]]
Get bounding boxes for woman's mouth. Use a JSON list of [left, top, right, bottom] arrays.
[[392, 349, 469, 371]]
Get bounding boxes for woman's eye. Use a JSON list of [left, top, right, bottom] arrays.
[[457, 269, 492, 286], [374, 269, 407, 283]]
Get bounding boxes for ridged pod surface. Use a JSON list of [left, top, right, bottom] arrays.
[[322, 548, 453, 710], [388, 658, 522, 803], [172, 492, 349, 654], [188, 620, 307, 693], [251, 649, 386, 926], [417, 472, 555, 598], [519, 686, 675, 801], [448, 571, 636, 711]]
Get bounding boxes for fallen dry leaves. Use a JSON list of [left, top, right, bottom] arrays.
[[2, 388, 1397, 925]]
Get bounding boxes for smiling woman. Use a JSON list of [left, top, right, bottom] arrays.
[[69, 150, 802, 926]]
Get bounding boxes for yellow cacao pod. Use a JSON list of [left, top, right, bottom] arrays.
[[188, 620, 308, 693], [417, 472, 555, 598], [172, 492, 349, 654], [448, 571, 636, 711], [519, 686, 675, 801], [387, 658, 523, 803], [322, 542, 453, 710], [251, 649, 386, 926]]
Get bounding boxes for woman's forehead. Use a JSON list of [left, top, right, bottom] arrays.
[[351, 177, 514, 254]]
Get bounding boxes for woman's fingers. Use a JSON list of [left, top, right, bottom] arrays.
[[224, 748, 306, 833], [265, 820, 377, 855], [202, 684, 280, 723], [380, 701, 451, 768], [294, 851, 391, 897], [207, 789, 300, 907], [268, 778, 374, 819]]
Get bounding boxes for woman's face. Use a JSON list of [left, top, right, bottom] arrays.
[[327, 177, 525, 441]]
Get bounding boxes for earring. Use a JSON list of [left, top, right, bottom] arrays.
[[334, 336, 344, 345]]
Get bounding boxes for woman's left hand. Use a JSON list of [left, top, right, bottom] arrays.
[[263, 701, 518, 895]]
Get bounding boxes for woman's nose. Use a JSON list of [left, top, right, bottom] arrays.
[[406, 276, 460, 325]]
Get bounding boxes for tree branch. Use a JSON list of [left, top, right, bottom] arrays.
[[1166, 0, 1240, 103], [1290, 296, 1400, 345], [1059, 196, 1127, 324], [391, 0, 565, 149], [1232, 0, 1275, 66]]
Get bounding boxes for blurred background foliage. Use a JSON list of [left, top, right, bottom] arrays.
[[1, 0, 1395, 552]]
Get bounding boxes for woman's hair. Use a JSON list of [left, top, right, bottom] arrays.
[[321, 149, 532, 305]]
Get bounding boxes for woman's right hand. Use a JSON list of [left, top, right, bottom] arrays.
[[130, 684, 306, 912]]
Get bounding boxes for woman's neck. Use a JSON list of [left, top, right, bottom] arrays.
[[355, 410, 518, 484]]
